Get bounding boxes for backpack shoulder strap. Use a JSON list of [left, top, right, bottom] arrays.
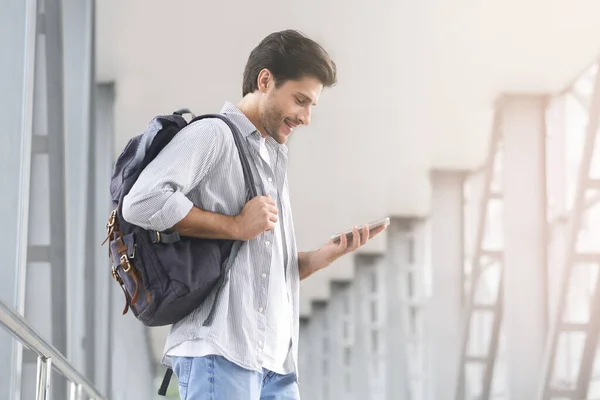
[[191, 114, 260, 199], [188, 114, 261, 328]]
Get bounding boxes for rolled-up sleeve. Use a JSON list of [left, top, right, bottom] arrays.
[[122, 120, 221, 231]]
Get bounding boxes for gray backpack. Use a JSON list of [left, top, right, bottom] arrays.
[[103, 109, 257, 330]]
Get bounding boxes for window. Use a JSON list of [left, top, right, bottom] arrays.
[[371, 330, 379, 353], [343, 291, 350, 314], [371, 301, 378, 323], [343, 320, 350, 339], [344, 348, 352, 366], [408, 237, 415, 264], [371, 270, 378, 293]]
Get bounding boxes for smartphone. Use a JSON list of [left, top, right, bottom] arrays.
[[330, 217, 391, 244]]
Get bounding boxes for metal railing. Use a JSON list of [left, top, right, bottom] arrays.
[[0, 300, 106, 400]]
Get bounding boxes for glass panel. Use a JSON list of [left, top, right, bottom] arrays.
[[408, 237, 415, 264], [371, 270, 377, 293], [0, 1, 32, 398], [564, 94, 589, 211], [553, 332, 586, 390], [370, 300, 377, 323], [371, 330, 379, 353], [571, 63, 598, 107], [344, 348, 351, 366]]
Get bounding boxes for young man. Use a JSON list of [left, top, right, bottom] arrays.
[[122, 30, 386, 399]]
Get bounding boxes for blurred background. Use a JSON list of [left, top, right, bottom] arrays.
[[3, 0, 600, 399]]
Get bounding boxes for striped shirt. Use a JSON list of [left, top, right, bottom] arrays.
[[122, 102, 300, 376]]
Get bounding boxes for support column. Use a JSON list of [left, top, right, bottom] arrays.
[[500, 95, 547, 399], [313, 302, 329, 400], [351, 255, 374, 400], [384, 219, 413, 400], [426, 171, 465, 400], [298, 318, 312, 399], [62, 0, 96, 379], [93, 83, 116, 396], [300, 314, 326, 400], [327, 283, 353, 400]]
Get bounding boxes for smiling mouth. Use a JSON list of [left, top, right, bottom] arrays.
[[284, 118, 298, 132]]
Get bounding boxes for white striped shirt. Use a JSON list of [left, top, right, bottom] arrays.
[[122, 102, 299, 376]]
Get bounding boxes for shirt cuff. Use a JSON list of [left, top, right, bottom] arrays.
[[148, 191, 194, 231]]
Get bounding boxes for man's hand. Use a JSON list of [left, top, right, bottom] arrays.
[[233, 196, 278, 240], [299, 223, 387, 280], [326, 224, 387, 261]]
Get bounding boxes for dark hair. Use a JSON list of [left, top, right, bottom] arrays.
[[242, 30, 337, 96]]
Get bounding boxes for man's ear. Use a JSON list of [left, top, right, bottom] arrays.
[[257, 69, 273, 93]]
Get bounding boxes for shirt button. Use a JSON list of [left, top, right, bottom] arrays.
[[261, 273, 267, 278], [258, 307, 264, 313], [258, 341, 263, 346], [268, 177, 273, 183], [265, 241, 271, 247]]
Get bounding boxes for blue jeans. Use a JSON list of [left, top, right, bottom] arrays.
[[172, 355, 300, 400]]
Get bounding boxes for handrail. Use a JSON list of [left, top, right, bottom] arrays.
[[0, 300, 106, 400]]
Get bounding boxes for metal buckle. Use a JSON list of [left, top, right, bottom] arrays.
[[106, 209, 117, 233], [120, 255, 132, 273], [111, 266, 122, 283], [150, 231, 161, 244]]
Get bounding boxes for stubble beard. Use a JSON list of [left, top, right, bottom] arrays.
[[260, 103, 286, 144]]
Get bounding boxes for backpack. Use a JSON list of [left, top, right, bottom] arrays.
[[103, 109, 258, 329]]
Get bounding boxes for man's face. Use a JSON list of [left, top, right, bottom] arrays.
[[259, 75, 323, 144]]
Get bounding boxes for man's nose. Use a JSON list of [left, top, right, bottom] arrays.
[[299, 107, 311, 126]]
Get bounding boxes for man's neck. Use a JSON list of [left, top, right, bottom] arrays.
[[237, 96, 267, 138]]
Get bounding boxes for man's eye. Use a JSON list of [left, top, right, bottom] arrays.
[[295, 97, 303, 105]]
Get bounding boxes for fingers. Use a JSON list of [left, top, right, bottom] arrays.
[[266, 204, 279, 215], [351, 226, 360, 250], [360, 225, 369, 246], [334, 226, 361, 253], [337, 226, 348, 250], [336, 223, 388, 252], [253, 195, 276, 207], [256, 196, 279, 226], [264, 195, 277, 206], [261, 197, 278, 217], [268, 211, 278, 223], [266, 201, 278, 225]]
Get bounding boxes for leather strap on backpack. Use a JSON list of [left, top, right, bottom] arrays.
[[103, 208, 140, 315]]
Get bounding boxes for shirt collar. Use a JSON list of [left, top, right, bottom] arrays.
[[220, 101, 259, 138]]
